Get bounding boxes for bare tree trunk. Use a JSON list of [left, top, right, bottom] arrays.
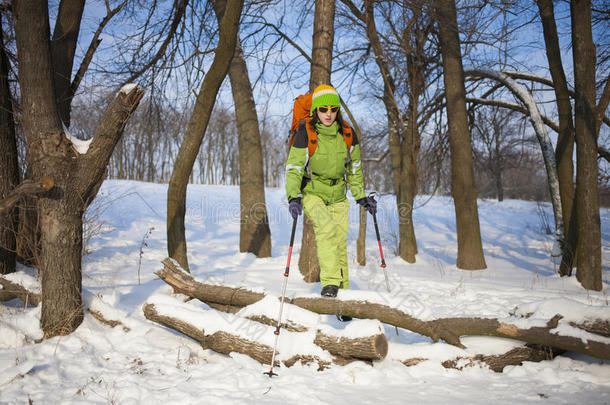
[[167, 0, 244, 270], [299, 0, 337, 282], [537, 0, 576, 276], [571, 0, 601, 291], [0, 14, 20, 275], [14, 0, 144, 338], [399, 37, 426, 262], [434, 0, 486, 270], [309, 0, 336, 88], [358, 0, 418, 263], [51, 0, 86, 128], [214, 0, 271, 257]]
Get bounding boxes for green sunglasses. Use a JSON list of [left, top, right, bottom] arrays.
[[318, 106, 339, 113]]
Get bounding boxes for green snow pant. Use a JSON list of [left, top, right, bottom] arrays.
[[302, 194, 350, 289]]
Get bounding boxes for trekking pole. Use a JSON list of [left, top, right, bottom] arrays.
[[369, 192, 390, 292], [369, 192, 399, 341], [264, 217, 298, 378]]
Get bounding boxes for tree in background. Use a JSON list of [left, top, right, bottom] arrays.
[[167, 0, 244, 271], [536, 0, 577, 276], [434, 0, 486, 270], [213, 0, 272, 258], [571, 0, 602, 290], [0, 8, 19, 275], [470, 107, 527, 202]]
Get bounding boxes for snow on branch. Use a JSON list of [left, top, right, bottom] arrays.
[[464, 69, 564, 251]]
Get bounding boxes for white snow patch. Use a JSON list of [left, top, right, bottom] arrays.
[[2, 271, 41, 294], [0, 360, 36, 387], [119, 82, 139, 94], [1, 180, 609, 404]]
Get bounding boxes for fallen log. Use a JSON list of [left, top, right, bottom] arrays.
[[209, 297, 388, 360], [142, 301, 332, 370], [156, 258, 610, 360], [156, 258, 264, 306], [313, 331, 387, 361], [143, 294, 387, 364], [0, 275, 41, 306], [241, 313, 387, 361]]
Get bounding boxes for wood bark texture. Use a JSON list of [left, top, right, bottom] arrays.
[[442, 344, 563, 373], [50, 0, 86, 127], [358, 0, 419, 263]]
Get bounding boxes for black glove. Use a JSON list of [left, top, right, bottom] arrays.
[[357, 196, 377, 215], [288, 198, 302, 220]]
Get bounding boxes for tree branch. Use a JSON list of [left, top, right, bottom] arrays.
[[502, 70, 610, 128], [122, 0, 189, 86], [466, 97, 560, 132], [0, 177, 54, 216], [79, 84, 145, 199], [71, 0, 127, 97]]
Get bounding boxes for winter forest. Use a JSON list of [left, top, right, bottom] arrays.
[[1, 0, 609, 403]]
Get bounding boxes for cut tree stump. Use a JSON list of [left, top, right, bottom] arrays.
[[156, 258, 610, 361]]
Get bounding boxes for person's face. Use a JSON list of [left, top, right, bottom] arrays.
[[316, 106, 338, 126]]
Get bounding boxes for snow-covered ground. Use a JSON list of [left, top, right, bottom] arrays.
[[1, 179, 609, 404]]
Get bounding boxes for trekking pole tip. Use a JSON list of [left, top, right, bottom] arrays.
[[263, 369, 278, 378]]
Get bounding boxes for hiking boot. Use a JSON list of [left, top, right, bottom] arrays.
[[321, 285, 338, 298], [336, 314, 352, 322]]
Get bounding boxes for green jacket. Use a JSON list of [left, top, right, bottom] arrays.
[[286, 121, 366, 204]]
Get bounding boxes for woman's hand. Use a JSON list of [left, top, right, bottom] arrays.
[[357, 196, 377, 215], [289, 198, 302, 219]]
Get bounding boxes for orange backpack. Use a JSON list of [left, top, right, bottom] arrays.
[[288, 93, 353, 156]]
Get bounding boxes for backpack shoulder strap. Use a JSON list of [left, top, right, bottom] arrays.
[[341, 124, 353, 151], [304, 118, 318, 157]]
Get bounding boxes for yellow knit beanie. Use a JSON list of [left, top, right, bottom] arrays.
[[310, 85, 340, 116]]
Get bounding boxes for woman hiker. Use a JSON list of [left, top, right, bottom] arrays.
[[285, 84, 377, 316]]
